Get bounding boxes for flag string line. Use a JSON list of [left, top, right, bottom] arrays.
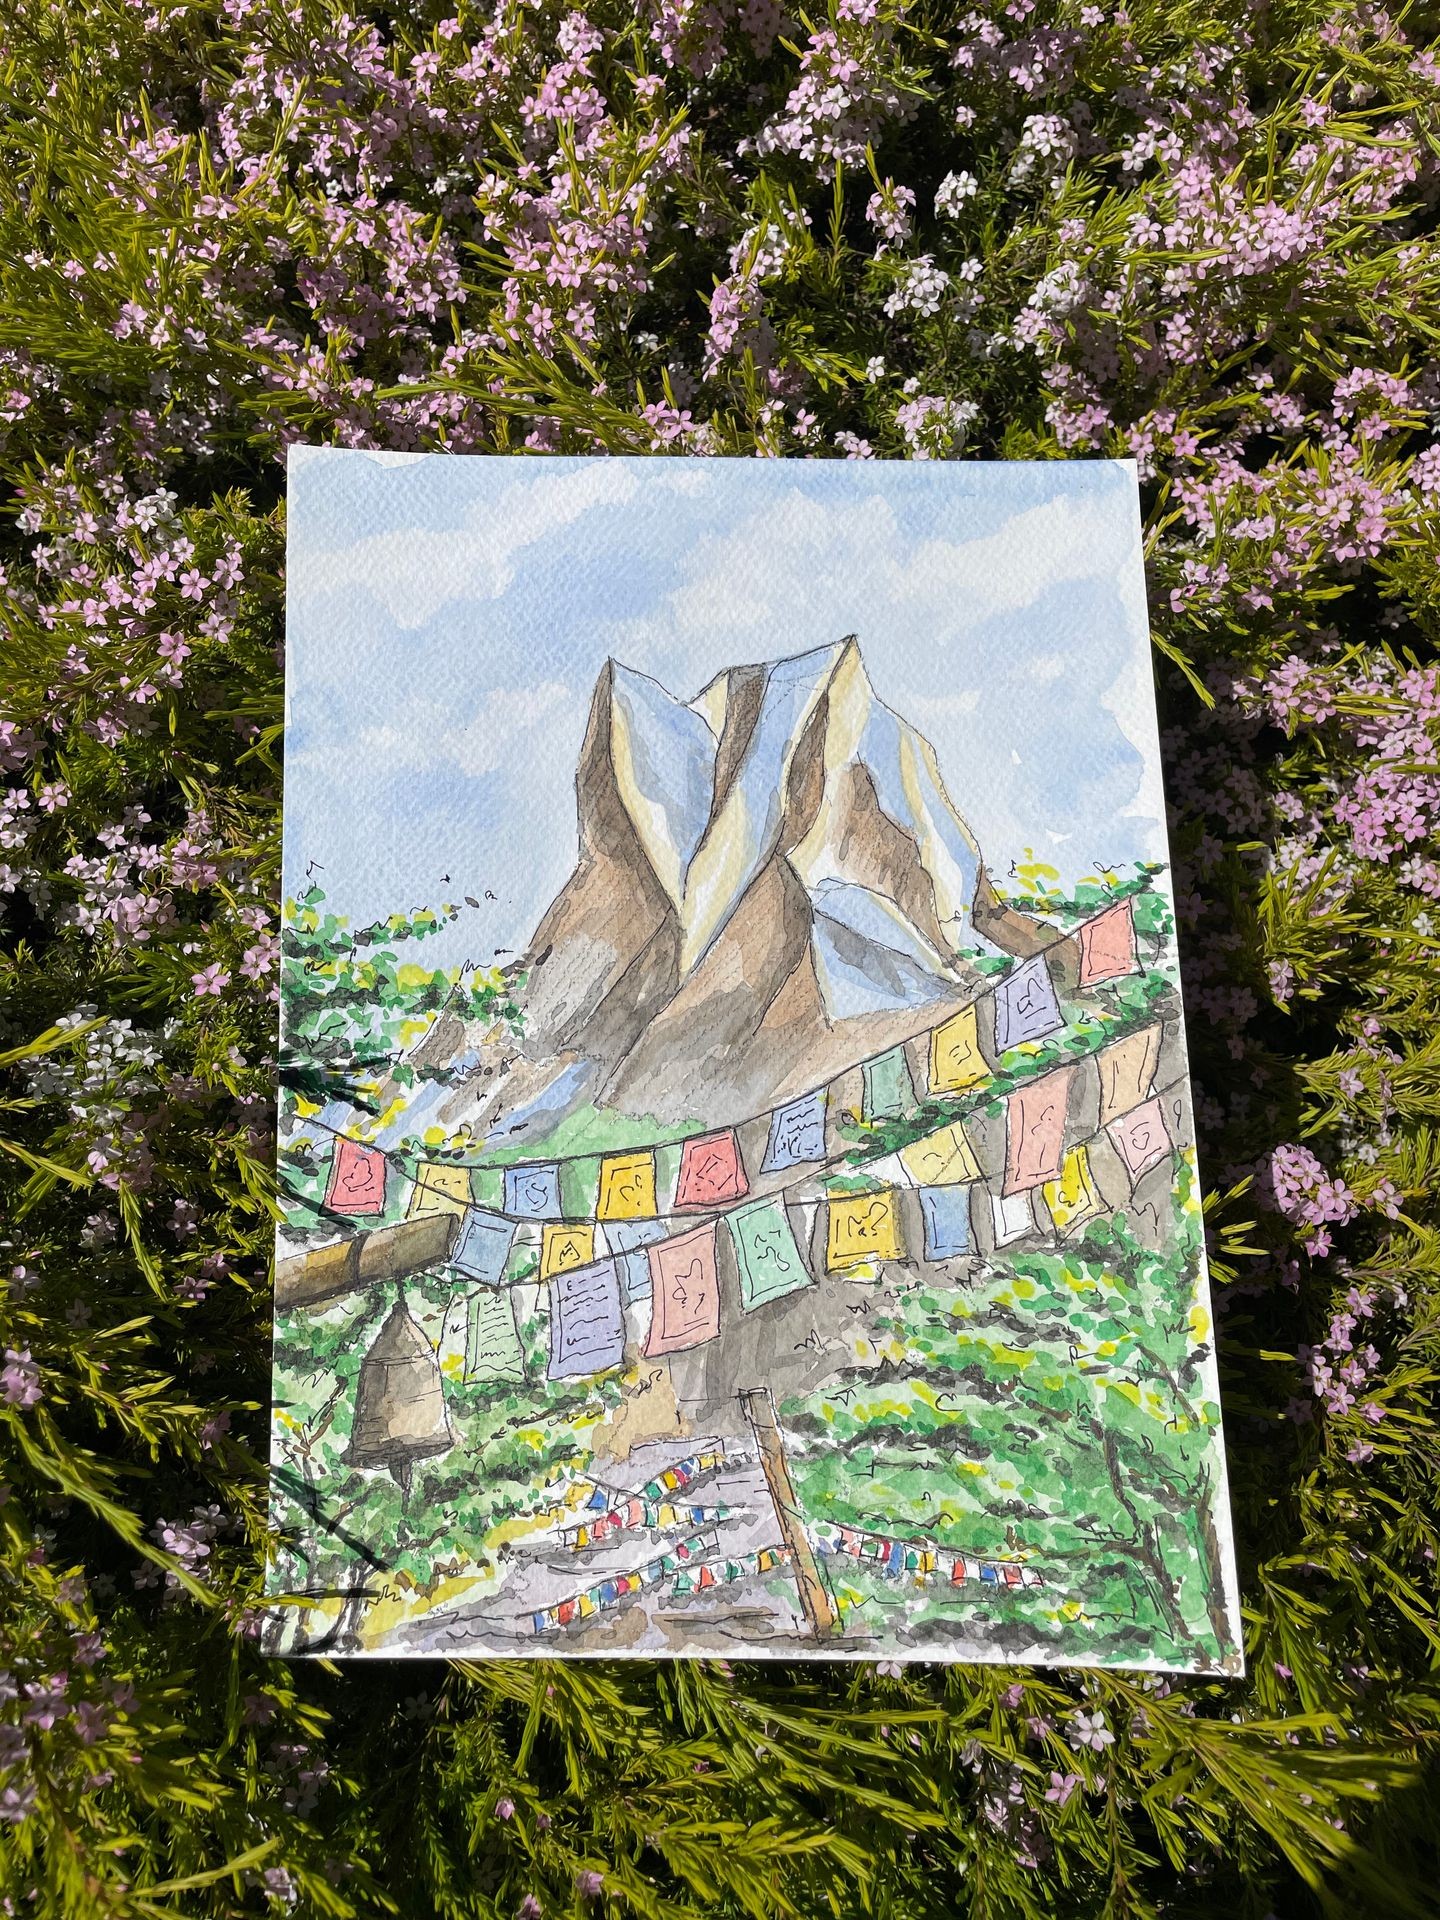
[[278, 892, 1154, 1180], [289, 1030, 1178, 1289]]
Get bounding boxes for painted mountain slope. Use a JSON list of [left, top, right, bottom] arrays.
[[415, 638, 1045, 1136]]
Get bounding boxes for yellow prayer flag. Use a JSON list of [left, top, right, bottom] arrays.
[[898, 1121, 982, 1187], [929, 1003, 992, 1095], [1095, 1024, 1163, 1127], [406, 1161, 472, 1220], [827, 1189, 902, 1270], [596, 1149, 657, 1221], [1042, 1143, 1104, 1234], [541, 1222, 596, 1280]]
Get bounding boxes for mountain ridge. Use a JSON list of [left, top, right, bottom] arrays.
[[404, 639, 1047, 1140]]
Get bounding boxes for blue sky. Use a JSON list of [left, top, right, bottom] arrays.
[[284, 450, 1165, 971]]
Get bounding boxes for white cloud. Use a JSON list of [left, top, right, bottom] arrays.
[[315, 462, 643, 630], [292, 680, 580, 781], [617, 481, 1146, 668]]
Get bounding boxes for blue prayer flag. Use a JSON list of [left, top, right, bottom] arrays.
[[919, 1185, 973, 1261], [604, 1217, 665, 1303], [761, 1089, 828, 1172], [504, 1162, 562, 1219], [451, 1207, 515, 1284]]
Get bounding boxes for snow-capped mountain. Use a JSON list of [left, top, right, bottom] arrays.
[[412, 639, 1045, 1136]]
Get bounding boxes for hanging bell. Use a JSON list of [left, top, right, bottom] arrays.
[[343, 1298, 454, 1494]]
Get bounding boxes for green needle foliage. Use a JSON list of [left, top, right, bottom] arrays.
[[0, 0, 1438, 1913]]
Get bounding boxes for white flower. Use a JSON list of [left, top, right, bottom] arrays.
[[865, 355, 886, 382], [935, 170, 978, 216], [1068, 1709, 1115, 1753]]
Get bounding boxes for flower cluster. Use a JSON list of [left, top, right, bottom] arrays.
[[0, 0, 1437, 1912]]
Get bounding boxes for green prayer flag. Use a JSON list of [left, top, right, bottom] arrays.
[[862, 1045, 916, 1122], [726, 1197, 812, 1312], [466, 1285, 525, 1383]]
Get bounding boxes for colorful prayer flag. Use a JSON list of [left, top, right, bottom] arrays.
[[726, 1197, 812, 1311], [919, 1184, 973, 1260], [862, 1045, 916, 1121], [644, 1222, 721, 1355], [1003, 1067, 1074, 1193], [605, 1217, 665, 1303], [503, 1163, 562, 1220], [547, 1256, 624, 1379], [993, 953, 1064, 1052], [826, 1188, 902, 1270], [451, 1207, 515, 1285], [407, 1161, 472, 1219], [596, 1149, 657, 1221], [1078, 897, 1137, 987], [1042, 1143, 1104, 1235], [898, 1120, 981, 1187], [928, 1003, 991, 1095], [1106, 1096, 1173, 1184], [540, 1222, 596, 1281], [674, 1130, 748, 1209], [323, 1136, 387, 1216], [991, 1185, 1035, 1248], [761, 1088, 828, 1172], [466, 1284, 525, 1382], [1096, 1023, 1163, 1126]]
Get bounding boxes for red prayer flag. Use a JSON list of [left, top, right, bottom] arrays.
[[644, 1221, 722, 1355], [323, 1136, 387, 1216], [1003, 1067, 1075, 1194], [674, 1129, 749, 1208], [1078, 898, 1137, 987]]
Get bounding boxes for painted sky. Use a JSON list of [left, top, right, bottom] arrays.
[[284, 450, 1165, 972]]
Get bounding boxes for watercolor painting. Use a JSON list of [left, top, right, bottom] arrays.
[[267, 449, 1242, 1669]]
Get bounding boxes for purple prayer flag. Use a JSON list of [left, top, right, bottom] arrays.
[[547, 1258, 625, 1379], [992, 954, 1063, 1052]]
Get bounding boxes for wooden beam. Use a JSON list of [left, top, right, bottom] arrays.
[[275, 1212, 460, 1313], [738, 1385, 837, 1638]]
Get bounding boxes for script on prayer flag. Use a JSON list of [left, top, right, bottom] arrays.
[[323, 1136, 387, 1216], [547, 1259, 624, 1379], [726, 1198, 812, 1311], [928, 1003, 991, 1095], [760, 1089, 827, 1172], [1078, 897, 1137, 987], [1004, 1068, 1074, 1193], [826, 1188, 902, 1270], [467, 1285, 526, 1383], [993, 954, 1064, 1053], [407, 1162, 472, 1219], [644, 1223, 721, 1354]]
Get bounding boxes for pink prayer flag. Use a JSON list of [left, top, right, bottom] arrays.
[[323, 1136, 387, 1216], [1106, 1095, 1173, 1183], [1078, 899, 1137, 987], [644, 1222, 722, 1355], [674, 1129, 749, 1209], [1003, 1067, 1074, 1194]]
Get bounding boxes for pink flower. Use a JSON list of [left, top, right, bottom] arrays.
[[190, 964, 230, 997]]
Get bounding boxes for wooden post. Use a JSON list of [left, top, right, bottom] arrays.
[[738, 1386, 836, 1638], [274, 1212, 460, 1313]]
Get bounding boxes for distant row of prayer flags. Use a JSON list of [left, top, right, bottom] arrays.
[[815, 1519, 1046, 1591], [669, 1543, 790, 1597], [532, 1536, 792, 1631], [308, 897, 1142, 1226], [529, 1526, 719, 1633], [557, 1499, 731, 1551]]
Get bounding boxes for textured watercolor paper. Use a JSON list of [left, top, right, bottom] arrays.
[[267, 450, 1241, 1670]]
